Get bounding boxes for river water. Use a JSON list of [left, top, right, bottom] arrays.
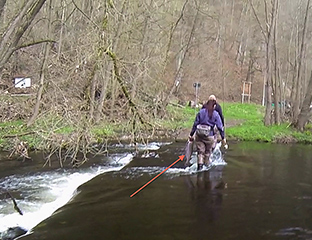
[[1, 141, 312, 240]]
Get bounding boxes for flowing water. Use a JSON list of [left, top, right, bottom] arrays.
[[1, 141, 312, 240]]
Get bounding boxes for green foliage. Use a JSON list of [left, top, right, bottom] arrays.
[[226, 122, 291, 142], [0, 120, 26, 137], [222, 102, 264, 120], [1, 102, 312, 151], [161, 101, 312, 144], [92, 123, 115, 141], [222, 102, 312, 143], [155, 105, 197, 130]]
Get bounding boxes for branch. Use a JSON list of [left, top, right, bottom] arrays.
[[105, 47, 150, 126], [72, 0, 100, 29], [3, 131, 36, 138], [249, 0, 268, 42], [7, 191, 23, 215], [14, 39, 56, 51]]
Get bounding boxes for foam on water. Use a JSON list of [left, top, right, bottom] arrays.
[[122, 142, 227, 179], [111, 141, 172, 151], [0, 153, 134, 234]]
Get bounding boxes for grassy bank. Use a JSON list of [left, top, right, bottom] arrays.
[[157, 102, 312, 143], [223, 102, 312, 143], [1, 102, 312, 153]]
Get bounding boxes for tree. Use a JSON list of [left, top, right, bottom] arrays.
[[292, 0, 310, 125], [296, 69, 312, 131], [0, 0, 6, 21], [27, 0, 52, 127], [250, 0, 278, 125], [0, 0, 47, 72]]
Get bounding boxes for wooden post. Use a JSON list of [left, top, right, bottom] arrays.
[[241, 81, 252, 103]]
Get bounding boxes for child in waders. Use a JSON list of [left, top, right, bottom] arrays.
[[189, 100, 226, 171]]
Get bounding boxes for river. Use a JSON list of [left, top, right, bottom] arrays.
[[1, 141, 312, 240]]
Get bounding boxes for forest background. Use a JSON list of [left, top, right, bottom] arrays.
[[1, 0, 312, 166]]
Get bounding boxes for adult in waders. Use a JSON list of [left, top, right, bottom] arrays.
[[189, 100, 226, 171], [207, 94, 228, 150], [208, 95, 224, 126]]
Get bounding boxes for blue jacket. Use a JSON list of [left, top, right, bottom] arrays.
[[190, 109, 225, 139]]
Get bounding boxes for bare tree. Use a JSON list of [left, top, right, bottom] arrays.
[[292, 0, 310, 124], [272, 0, 280, 124], [168, 2, 199, 97], [0, 0, 47, 72], [296, 69, 312, 130], [250, 0, 278, 125], [27, 0, 52, 127], [0, 0, 6, 21]]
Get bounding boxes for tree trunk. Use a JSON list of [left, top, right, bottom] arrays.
[[292, 0, 310, 123], [131, 14, 149, 100], [106, 48, 146, 125], [0, 0, 6, 20], [250, 0, 278, 125], [95, 59, 110, 123], [27, 0, 51, 127], [167, 1, 198, 99], [272, 0, 280, 124], [89, 58, 100, 120], [0, 0, 47, 72], [57, 0, 66, 59], [109, 0, 128, 118], [297, 70, 312, 131], [159, 0, 188, 110]]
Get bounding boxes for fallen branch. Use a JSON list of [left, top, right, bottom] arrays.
[[3, 131, 36, 138], [7, 191, 23, 215]]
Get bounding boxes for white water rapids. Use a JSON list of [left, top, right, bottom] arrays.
[[0, 141, 226, 237]]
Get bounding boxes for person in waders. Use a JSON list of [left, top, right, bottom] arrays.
[[208, 95, 224, 126], [189, 99, 226, 171], [206, 94, 228, 151]]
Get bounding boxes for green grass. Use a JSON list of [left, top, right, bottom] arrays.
[[161, 101, 312, 143], [1, 101, 312, 151], [222, 102, 264, 121], [221, 102, 312, 143], [154, 105, 198, 130]]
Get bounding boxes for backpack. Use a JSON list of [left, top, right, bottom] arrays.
[[196, 124, 211, 137]]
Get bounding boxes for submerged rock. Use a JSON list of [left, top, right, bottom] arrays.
[[1, 226, 27, 240]]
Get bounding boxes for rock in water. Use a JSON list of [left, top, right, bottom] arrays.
[[1, 227, 27, 240]]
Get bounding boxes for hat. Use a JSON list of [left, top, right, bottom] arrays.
[[208, 95, 216, 101]]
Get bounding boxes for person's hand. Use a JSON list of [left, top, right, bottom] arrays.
[[222, 138, 228, 149], [188, 135, 194, 142]]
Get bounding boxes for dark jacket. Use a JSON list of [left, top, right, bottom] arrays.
[[190, 109, 225, 139], [214, 103, 224, 126]]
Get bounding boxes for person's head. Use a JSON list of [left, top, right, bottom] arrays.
[[204, 99, 216, 118], [208, 95, 217, 101]]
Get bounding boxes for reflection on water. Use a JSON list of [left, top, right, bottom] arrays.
[[185, 167, 225, 225]]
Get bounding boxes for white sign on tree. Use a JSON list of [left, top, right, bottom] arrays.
[[14, 77, 31, 88]]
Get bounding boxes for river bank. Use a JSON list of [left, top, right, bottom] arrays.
[[1, 102, 312, 161]]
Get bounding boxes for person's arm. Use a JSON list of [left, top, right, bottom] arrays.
[[215, 113, 225, 140], [215, 103, 224, 126], [215, 112, 228, 149], [189, 112, 200, 139]]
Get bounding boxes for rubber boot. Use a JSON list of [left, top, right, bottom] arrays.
[[204, 154, 211, 167], [197, 155, 204, 171]]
